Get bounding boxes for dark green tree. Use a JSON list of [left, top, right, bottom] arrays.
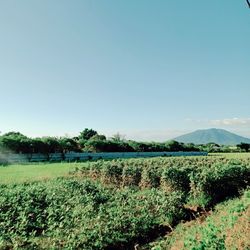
[[0, 132, 32, 153], [237, 143, 250, 152], [58, 138, 80, 153], [79, 129, 98, 140], [165, 140, 185, 151], [41, 137, 61, 153]]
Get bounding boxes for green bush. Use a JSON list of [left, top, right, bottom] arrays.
[[161, 166, 193, 193], [101, 163, 123, 184], [1, 156, 250, 249], [0, 179, 186, 249], [140, 166, 162, 188], [122, 165, 142, 187], [189, 164, 250, 207]]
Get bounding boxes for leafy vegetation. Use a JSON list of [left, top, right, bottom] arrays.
[[72, 156, 250, 207], [0, 155, 249, 249], [0, 179, 185, 249], [0, 130, 200, 158], [1, 130, 249, 165], [147, 189, 250, 250]]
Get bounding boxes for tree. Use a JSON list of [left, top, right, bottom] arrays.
[[79, 129, 98, 140], [165, 140, 185, 151], [0, 132, 32, 153], [88, 134, 106, 141], [111, 132, 125, 142], [237, 143, 250, 152], [41, 137, 61, 153], [184, 143, 199, 152], [128, 141, 150, 152], [84, 139, 108, 152], [58, 138, 80, 153], [31, 138, 48, 154]]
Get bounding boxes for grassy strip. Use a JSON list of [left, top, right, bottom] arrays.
[[209, 152, 250, 159], [146, 190, 250, 250], [0, 162, 87, 184]]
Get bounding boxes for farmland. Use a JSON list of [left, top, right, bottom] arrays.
[[0, 154, 249, 249], [0, 162, 86, 184], [145, 189, 250, 250]]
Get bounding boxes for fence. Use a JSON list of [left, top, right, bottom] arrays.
[[0, 151, 208, 163]]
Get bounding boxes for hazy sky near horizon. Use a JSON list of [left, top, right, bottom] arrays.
[[0, 0, 250, 141]]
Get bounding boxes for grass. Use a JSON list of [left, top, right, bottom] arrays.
[[0, 162, 87, 184], [145, 189, 250, 250], [0, 155, 207, 185], [209, 152, 250, 159], [0, 154, 249, 249], [1, 152, 249, 185]]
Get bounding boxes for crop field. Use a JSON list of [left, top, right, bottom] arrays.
[[1, 153, 249, 185], [0, 154, 249, 249], [145, 189, 250, 250]]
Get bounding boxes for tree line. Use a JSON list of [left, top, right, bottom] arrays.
[[0, 128, 249, 155], [0, 129, 200, 154]]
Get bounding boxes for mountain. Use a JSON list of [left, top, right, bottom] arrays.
[[174, 128, 250, 145]]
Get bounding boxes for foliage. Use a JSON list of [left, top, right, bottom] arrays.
[[1, 128, 249, 157], [161, 166, 192, 193], [0, 179, 185, 249], [0, 132, 31, 153], [0, 129, 202, 158], [0, 155, 249, 249], [148, 190, 250, 250], [237, 142, 250, 152], [57, 137, 79, 152], [73, 156, 250, 207], [188, 163, 250, 207], [79, 128, 98, 140]]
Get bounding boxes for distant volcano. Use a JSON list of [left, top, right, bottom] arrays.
[[174, 128, 250, 145]]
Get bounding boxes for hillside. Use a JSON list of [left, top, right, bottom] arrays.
[[174, 128, 250, 145]]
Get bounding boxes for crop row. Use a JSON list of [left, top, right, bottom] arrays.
[[0, 156, 249, 249], [0, 179, 185, 249], [71, 156, 250, 207]]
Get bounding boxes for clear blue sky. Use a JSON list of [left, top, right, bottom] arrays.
[[0, 0, 250, 141]]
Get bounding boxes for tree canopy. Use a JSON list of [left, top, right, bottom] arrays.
[[1, 128, 245, 155]]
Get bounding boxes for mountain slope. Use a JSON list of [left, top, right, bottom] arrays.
[[174, 128, 250, 145]]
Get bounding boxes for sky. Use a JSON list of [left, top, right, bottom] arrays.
[[0, 0, 250, 141]]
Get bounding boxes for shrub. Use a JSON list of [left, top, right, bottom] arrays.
[[189, 164, 250, 207], [101, 163, 123, 184], [161, 166, 192, 194], [122, 165, 142, 187], [140, 166, 162, 188]]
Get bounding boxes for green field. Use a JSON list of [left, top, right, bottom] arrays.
[[0, 154, 249, 249], [1, 153, 250, 185], [209, 152, 250, 159], [0, 162, 87, 184]]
